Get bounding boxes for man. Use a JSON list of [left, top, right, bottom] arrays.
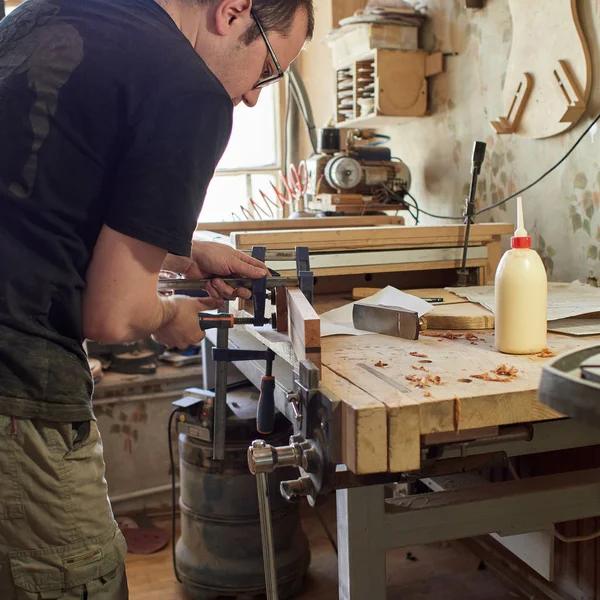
[[0, 0, 314, 597]]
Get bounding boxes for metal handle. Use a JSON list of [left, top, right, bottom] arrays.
[[253, 441, 280, 600]]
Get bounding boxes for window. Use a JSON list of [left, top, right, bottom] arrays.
[[199, 86, 282, 223]]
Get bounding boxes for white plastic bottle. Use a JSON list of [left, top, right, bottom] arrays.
[[495, 197, 548, 354]]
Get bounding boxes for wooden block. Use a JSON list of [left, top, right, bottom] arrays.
[[425, 302, 495, 330], [425, 52, 444, 77], [275, 287, 288, 334], [287, 288, 321, 374], [322, 366, 388, 475]]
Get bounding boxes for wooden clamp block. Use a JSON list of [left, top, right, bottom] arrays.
[[287, 288, 321, 375], [554, 59, 586, 123], [490, 73, 533, 135]]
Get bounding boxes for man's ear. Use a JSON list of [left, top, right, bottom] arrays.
[[213, 0, 253, 37]]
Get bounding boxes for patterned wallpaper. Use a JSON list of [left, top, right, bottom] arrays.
[[383, 0, 600, 282]]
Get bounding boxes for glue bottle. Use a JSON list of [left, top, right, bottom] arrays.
[[495, 197, 547, 355]]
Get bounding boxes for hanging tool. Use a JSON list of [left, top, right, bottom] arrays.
[[457, 141, 487, 287]]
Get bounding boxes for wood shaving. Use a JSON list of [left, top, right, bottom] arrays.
[[454, 396, 461, 431], [465, 333, 482, 341], [424, 392, 432, 398], [471, 363, 519, 383], [374, 361, 388, 368], [411, 365, 429, 372], [471, 372, 509, 382], [494, 364, 519, 378], [405, 374, 430, 388], [470, 341, 477, 345], [419, 359, 433, 364], [537, 348, 557, 358], [457, 378, 472, 383], [410, 352, 429, 358], [422, 331, 465, 340], [428, 375, 443, 385]]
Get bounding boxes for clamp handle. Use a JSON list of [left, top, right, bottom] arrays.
[[257, 358, 276, 435], [257, 377, 276, 434]]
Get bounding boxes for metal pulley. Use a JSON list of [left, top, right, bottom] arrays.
[[323, 155, 363, 190]]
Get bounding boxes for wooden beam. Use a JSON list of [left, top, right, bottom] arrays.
[[322, 366, 388, 474], [231, 223, 514, 252], [287, 288, 322, 374], [196, 215, 405, 236]]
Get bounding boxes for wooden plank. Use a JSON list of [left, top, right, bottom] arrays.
[[231, 223, 514, 252], [485, 237, 503, 285], [196, 215, 404, 235], [269, 247, 489, 276], [287, 288, 322, 374], [275, 258, 488, 278], [322, 366, 388, 474]]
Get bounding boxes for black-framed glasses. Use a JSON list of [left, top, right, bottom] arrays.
[[251, 8, 284, 90]]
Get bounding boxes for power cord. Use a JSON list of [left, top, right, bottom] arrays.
[[388, 111, 600, 222]]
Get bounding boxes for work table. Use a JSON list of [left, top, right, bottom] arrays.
[[233, 292, 597, 476]]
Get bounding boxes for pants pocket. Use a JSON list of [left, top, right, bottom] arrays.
[[9, 525, 128, 600], [0, 415, 24, 520]]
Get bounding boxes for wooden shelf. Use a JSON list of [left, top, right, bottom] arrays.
[[335, 114, 422, 129]]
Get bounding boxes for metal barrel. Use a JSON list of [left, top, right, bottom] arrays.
[[176, 397, 310, 599]]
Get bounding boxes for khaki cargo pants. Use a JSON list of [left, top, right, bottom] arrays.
[[0, 415, 128, 599]]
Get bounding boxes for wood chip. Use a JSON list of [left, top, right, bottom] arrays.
[[424, 392, 432, 398], [374, 361, 388, 368], [537, 348, 557, 358], [494, 364, 519, 378], [457, 378, 472, 383], [405, 374, 430, 388], [410, 352, 429, 358], [419, 360, 433, 364], [471, 363, 519, 383], [423, 330, 465, 340], [428, 375, 443, 385], [411, 365, 429, 372], [466, 333, 481, 341]]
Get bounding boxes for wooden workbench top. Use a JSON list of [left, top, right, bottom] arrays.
[[242, 293, 598, 476]]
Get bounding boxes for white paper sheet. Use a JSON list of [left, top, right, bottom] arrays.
[[320, 286, 432, 337], [446, 281, 600, 322]]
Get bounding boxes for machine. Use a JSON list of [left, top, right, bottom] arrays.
[[305, 128, 412, 214]]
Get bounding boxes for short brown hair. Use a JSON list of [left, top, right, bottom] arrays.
[[244, 0, 315, 44], [190, 0, 315, 43]]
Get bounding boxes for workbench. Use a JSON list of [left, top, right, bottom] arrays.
[[204, 293, 600, 600]]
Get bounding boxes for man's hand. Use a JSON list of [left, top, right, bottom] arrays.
[[163, 241, 269, 301], [152, 295, 223, 349]]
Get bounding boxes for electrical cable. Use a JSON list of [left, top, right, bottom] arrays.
[[386, 112, 600, 222], [475, 111, 600, 216], [168, 408, 182, 584]]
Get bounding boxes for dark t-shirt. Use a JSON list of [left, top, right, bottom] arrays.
[[0, 0, 233, 421]]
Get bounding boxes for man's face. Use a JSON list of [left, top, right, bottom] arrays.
[[219, 9, 309, 107]]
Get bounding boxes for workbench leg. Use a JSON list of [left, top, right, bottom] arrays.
[[337, 485, 387, 600], [201, 338, 216, 390]]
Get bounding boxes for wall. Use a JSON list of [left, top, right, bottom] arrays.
[[298, 0, 600, 283]]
